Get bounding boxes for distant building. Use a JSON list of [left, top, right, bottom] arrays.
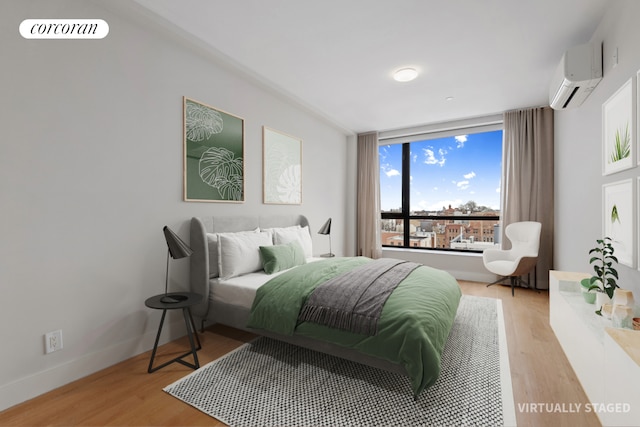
[[382, 203, 500, 251]]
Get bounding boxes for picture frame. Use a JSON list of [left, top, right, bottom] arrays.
[[603, 179, 634, 268], [183, 97, 245, 203], [638, 177, 640, 271], [263, 126, 302, 204], [602, 78, 633, 175], [637, 69, 640, 166]]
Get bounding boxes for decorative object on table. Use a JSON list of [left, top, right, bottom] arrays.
[[579, 279, 596, 304], [183, 97, 245, 202], [611, 289, 636, 329], [602, 179, 634, 267], [601, 303, 613, 319], [614, 288, 635, 308], [145, 292, 203, 373], [632, 317, 640, 331], [317, 218, 334, 257], [602, 78, 633, 176], [161, 226, 193, 304], [262, 126, 302, 204], [581, 237, 619, 316], [612, 305, 634, 329]]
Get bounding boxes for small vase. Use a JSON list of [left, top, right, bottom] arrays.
[[601, 303, 613, 319], [596, 291, 612, 311], [612, 305, 633, 328]]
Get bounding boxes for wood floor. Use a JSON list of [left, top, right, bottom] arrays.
[[0, 281, 601, 427]]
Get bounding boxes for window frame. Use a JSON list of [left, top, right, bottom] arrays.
[[379, 115, 503, 253]]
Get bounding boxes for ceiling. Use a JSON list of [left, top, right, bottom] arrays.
[[130, 0, 610, 134]]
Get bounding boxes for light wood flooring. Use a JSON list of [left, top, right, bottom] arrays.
[[0, 281, 600, 426]]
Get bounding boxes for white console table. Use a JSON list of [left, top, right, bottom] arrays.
[[550, 271, 640, 426]]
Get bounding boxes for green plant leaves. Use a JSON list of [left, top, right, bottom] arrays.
[[611, 204, 621, 224], [609, 123, 631, 164], [585, 236, 619, 298]]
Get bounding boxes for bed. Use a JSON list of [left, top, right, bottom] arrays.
[[189, 215, 461, 396]]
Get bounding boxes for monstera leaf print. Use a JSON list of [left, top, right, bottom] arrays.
[[199, 147, 243, 201], [276, 164, 301, 203], [186, 101, 224, 141]]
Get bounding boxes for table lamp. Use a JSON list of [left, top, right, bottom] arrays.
[[161, 226, 193, 303], [318, 218, 334, 257]]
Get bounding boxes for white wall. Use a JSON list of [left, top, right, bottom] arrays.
[[0, 0, 352, 410], [382, 248, 495, 283], [555, 1, 640, 297]]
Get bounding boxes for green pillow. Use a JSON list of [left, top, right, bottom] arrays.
[[259, 240, 307, 274]]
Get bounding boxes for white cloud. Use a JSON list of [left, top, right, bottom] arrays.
[[385, 169, 400, 177], [423, 148, 446, 166], [455, 135, 468, 148], [456, 180, 470, 190], [463, 171, 476, 179]]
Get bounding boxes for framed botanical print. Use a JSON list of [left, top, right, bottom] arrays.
[[183, 97, 245, 202], [263, 126, 302, 204], [603, 179, 634, 267], [602, 78, 633, 175]]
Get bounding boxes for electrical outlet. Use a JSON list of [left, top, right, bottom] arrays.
[[44, 330, 63, 354]]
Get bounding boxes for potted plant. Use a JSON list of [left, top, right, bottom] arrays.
[[579, 279, 596, 304], [580, 237, 619, 316]]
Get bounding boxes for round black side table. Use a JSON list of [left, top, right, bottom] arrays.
[[145, 292, 203, 373]]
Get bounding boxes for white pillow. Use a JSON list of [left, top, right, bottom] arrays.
[[206, 233, 220, 278], [268, 225, 313, 258], [218, 231, 273, 279], [207, 228, 260, 278]]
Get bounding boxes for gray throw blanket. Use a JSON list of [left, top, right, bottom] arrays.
[[298, 258, 421, 335]]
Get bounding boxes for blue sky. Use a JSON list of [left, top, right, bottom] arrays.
[[379, 130, 503, 212]]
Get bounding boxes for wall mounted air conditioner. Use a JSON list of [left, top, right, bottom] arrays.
[[549, 42, 602, 110]]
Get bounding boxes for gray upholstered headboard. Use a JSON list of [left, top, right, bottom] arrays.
[[189, 214, 310, 320]]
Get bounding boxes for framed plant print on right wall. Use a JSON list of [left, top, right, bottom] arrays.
[[602, 78, 633, 175], [603, 179, 634, 268]]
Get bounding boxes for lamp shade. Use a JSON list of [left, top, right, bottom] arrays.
[[318, 218, 331, 235], [163, 226, 193, 259]]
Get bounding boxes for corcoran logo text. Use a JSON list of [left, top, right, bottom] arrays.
[[19, 19, 109, 39]]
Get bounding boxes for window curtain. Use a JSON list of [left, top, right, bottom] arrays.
[[501, 106, 554, 289], [357, 131, 382, 259]]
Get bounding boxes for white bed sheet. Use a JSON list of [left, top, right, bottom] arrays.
[[210, 257, 321, 309]]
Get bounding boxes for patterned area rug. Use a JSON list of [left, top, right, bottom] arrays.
[[165, 295, 515, 427]]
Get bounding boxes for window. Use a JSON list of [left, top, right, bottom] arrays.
[[379, 127, 502, 252]]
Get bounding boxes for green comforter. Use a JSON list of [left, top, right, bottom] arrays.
[[247, 257, 461, 396]]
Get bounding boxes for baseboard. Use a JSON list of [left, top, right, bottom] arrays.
[[497, 300, 517, 426], [0, 317, 186, 412]]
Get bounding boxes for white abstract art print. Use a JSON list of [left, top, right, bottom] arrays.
[[263, 127, 302, 205]]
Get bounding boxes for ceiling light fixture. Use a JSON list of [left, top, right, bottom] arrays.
[[393, 68, 418, 82]]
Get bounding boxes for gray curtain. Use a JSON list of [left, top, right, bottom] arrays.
[[357, 132, 382, 259], [501, 106, 554, 288]]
